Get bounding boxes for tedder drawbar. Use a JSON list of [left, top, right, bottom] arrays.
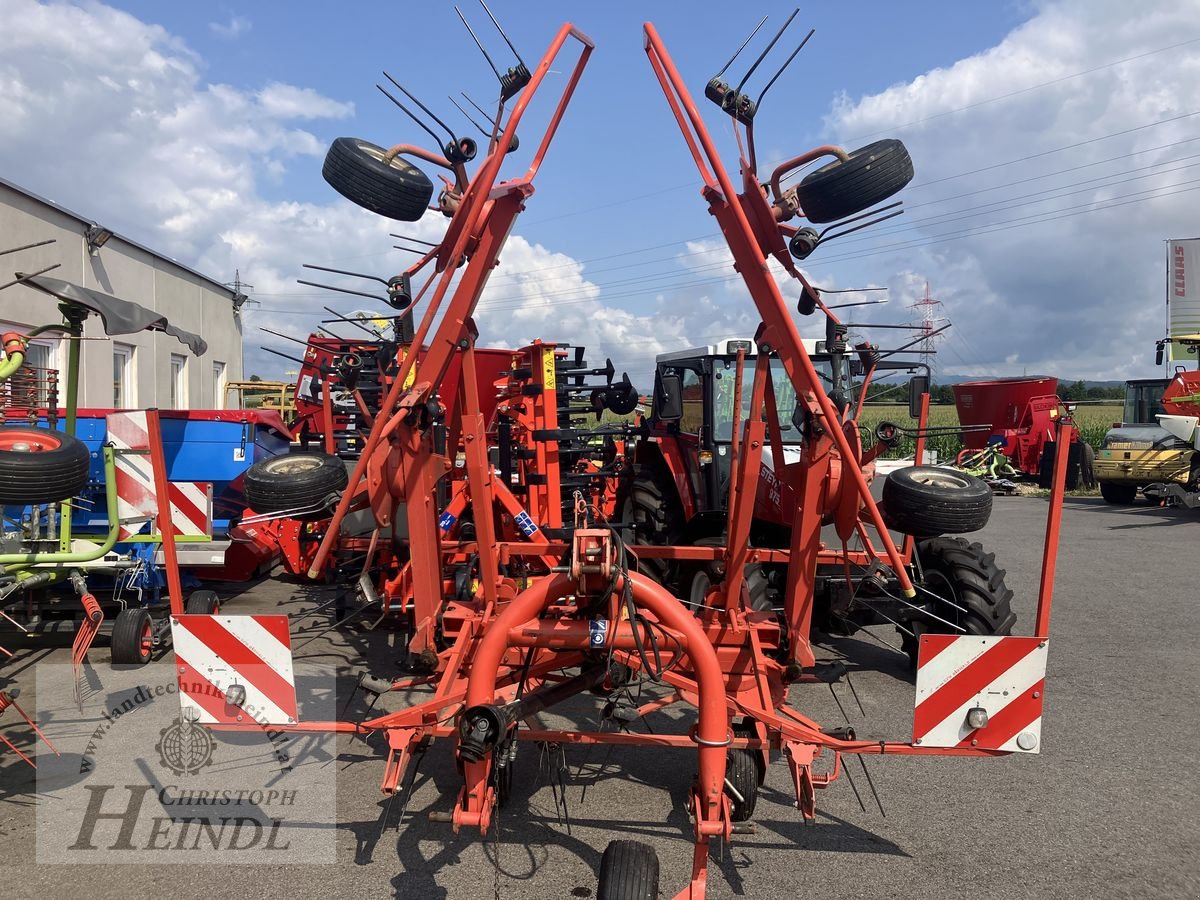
[[165, 11, 1072, 898]]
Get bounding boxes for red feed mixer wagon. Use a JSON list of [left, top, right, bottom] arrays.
[[953, 376, 1087, 485]]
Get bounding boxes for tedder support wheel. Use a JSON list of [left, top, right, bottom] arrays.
[[1100, 480, 1137, 505], [724, 748, 760, 821], [904, 537, 1016, 666], [244, 452, 348, 519], [597, 840, 660, 900], [681, 538, 772, 613], [185, 590, 220, 615], [322, 137, 434, 221], [111, 607, 155, 666], [794, 138, 915, 224], [882, 466, 992, 537], [0, 427, 90, 505]]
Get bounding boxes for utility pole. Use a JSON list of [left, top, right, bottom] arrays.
[[909, 281, 947, 376]]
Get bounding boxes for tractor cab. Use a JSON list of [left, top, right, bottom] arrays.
[[646, 338, 843, 524]]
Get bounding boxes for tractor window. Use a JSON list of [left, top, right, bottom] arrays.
[[1123, 381, 1168, 425], [673, 367, 704, 434], [712, 358, 814, 442]]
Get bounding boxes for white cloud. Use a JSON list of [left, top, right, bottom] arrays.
[[812, 0, 1200, 381], [209, 15, 250, 40]]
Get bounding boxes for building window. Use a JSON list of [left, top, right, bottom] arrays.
[[213, 361, 227, 409], [170, 354, 188, 409], [113, 343, 135, 407]]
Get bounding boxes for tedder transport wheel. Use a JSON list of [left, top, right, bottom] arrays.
[[185, 590, 220, 615], [244, 452, 348, 519], [0, 427, 90, 505], [1100, 480, 1137, 505], [882, 466, 992, 537], [111, 607, 155, 666], [794, 139, 915, 224], [597, 840, 660, 900], [903, 537, 1016, 666], [322, 137, 434, 221], [619, 465, 684, 584]]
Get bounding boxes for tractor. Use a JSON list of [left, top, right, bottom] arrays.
[[1095, 377, 1194, 504], [623, 337, 1015, 661]]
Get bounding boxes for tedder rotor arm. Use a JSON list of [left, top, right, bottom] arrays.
[[307, 24, 595, 594], [643, 23, 915, 597]]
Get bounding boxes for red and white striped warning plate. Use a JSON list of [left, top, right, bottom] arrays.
[[108, 411, 156, 540], [913, 634, 1047, 753], [171, 615, 297, 725]]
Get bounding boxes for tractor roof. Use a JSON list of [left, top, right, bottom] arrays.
[[656, 337, 821, 363]]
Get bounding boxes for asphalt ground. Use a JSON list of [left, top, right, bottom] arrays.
[[0, 495, 1197, 899]]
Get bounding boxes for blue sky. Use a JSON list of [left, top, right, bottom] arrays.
[[1, 0, 1196, 384]]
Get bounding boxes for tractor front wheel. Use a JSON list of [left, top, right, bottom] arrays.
[[618, 465, 684, 585], [903, 537, 1016, 666], [1100, 481, 1137, 504]]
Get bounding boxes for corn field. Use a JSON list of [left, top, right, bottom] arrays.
[[857, 403, 1118, 462]]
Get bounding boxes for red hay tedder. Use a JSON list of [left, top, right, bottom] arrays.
[[164, 11, 1072, 898]]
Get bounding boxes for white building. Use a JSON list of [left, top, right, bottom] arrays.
[[0, 177, 244, 410]]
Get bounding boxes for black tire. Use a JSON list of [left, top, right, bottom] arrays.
[[681, 538, 772, 613], [724, 748, 759, 822], [322, 137, 434, 222], [185, 590, 220, 615], [882, 466, 992, 536], [0, 427, 90, 505], [1079, 442, 1096, 490], [597, 840, 660, 900], [111, 607, 154, 666], [244, 452, 348, 518], [903, 537, 1016, 665], [1100, 481, 1137, 504], [619, 465, 684, 584], [795, 139, 914, 224]]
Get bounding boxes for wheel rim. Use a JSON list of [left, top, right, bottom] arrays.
[[0, 431, 62, 452], [910, 470, 969, 490], [140, 619, 153, 658], [264, 456, 323, 476], [357, 142, 411, 172]]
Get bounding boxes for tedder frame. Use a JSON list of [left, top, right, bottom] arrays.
[[173, 15, 1072, 899]]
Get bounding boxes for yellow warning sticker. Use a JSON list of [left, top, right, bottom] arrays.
[[542, 347, 556, 390]]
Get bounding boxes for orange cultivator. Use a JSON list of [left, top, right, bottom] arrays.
[[171, 10, 1071, 898]]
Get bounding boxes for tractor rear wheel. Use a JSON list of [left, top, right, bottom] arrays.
[[903, 537, 1016, 666], [619, 465, 684, 584], [0, 427, 90, 505], [597, 840, 660, 900], [882, 466, 992, 536], [795, 139, 914, 224], [322, 137, 434, 221], [1100, 481, 1137, 504]]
